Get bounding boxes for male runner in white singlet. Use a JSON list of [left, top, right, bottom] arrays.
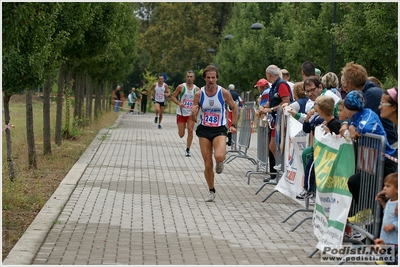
[[190, 65, 238, 202], [149, 74, 171, 129], [171, 70, 200, 157]]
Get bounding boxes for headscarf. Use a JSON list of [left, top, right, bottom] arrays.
[[344, 90, 365, 111]]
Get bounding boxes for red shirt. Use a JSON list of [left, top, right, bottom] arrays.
[[277, 83, 291, 98]]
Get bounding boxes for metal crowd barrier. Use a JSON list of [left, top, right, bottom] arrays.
[[259, 106, 285, 201], [245, 118, 269, 183], [345, 133, 386, 243], [259, 110, 312, 232], [250, 106, 286, 197], [308, 133, 388, 263], [224, 101, 257, 165], [280, 123, 313, 232]]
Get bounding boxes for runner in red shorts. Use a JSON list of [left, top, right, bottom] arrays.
[[171, 70, 200, 157]]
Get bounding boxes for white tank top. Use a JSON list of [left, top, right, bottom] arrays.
[[199, 86, 226, 127], [154, 83, 167, 102], [176, 83, 196, 116]]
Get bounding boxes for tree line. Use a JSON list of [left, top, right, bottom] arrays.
[[3, 2, 139, 179], [140, 2, 397, 92]]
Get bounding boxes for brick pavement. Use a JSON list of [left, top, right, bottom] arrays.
[[4, 112, 338, 265]]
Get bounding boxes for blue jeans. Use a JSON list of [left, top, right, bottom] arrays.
[[114, 100, 120, 112]]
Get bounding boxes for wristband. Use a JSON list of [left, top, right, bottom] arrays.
[[231, 124, 237, 129]]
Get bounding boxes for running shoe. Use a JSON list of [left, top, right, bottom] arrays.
[[158, 124, 162, 129], [205, 191, 215, 202], [215, 162, 224, 174], [296, 189, 308, 199], [154, 117, 158, 123], [273, 164, 281, 171], [263, 174, 276, 183], [185, 149, 191, 157], [344, 231, 362, 239]]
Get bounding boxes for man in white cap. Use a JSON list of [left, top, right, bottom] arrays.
[[280, 69, 294, 95]]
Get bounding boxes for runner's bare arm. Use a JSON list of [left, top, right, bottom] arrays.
[[149, 84, 156, 100], [171, 84, 183, 107], [190, 91, 201, 122], [164, 84, 171, 97]]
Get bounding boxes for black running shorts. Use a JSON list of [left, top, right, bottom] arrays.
[[196, 124, 228, 142], [155, 101, 166, 107]]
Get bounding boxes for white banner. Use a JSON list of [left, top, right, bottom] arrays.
[[275, 116, 309, 206]]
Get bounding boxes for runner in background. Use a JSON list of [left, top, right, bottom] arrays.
[[171, 70, 200, 157], [149, 74, 170, 129]]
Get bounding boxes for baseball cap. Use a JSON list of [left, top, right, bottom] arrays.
[[254, 78, 269, 87], [315, 68, 321, 76]]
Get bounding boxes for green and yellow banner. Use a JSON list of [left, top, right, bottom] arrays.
[[313, 125, 355, 251]]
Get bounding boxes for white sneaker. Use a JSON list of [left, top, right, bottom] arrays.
[[273, 164, 281, 171], [205, 191, 215, 202], [215, 162, 224, 174], [308, 197, 316, 205]]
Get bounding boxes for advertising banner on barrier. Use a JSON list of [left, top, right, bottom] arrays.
[[312, 125, 355, 251], [275, 115, 309, 206]]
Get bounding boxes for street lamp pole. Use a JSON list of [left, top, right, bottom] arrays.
[[223, 34, 240, 94], [206, 48, 216, 66], [330, 2, 337, 72]]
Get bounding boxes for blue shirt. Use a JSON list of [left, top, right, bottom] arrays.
[[380, 199, 398, 245], [350, 108, 396, 156]]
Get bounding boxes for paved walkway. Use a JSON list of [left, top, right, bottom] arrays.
[[4, 112, 328, 265]]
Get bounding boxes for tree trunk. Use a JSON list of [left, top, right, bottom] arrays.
[[26, 89, 37, 169], [43, 75, 52, 155], [3, 93, 17, 180], [55, 63, 66, 146], [101, 82, 106, 112], [63, 71, 73, 139], [79, 69, 85, 126], [72, 70, 79, 119], [85, 75, 92, 125], [94, 79, 100, 119]]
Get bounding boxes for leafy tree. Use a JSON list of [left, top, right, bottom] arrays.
[[3, 2, 64, 171], [333, 2, 398, 83], [141, 3, 230, 76], [54, 2, 95, 145], [216, 2, 280, 92]]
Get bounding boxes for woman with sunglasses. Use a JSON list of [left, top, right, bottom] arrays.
[[379, 86, 398, 127]]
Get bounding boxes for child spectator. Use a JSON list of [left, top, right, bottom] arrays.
[[337, 100, 348, 121], [375, 173, 398, 245], [314, 95, 341, 135], [296, 95, 339, 201], [374, 173, 398, 265]]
